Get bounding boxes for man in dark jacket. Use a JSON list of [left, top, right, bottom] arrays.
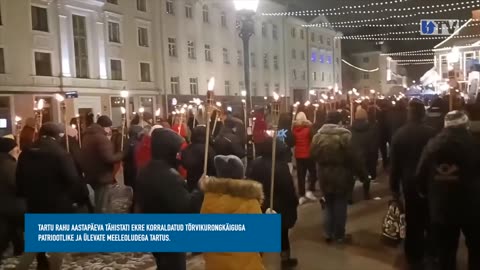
[[311, 112, 367, 244], [135, 128, 202, 270], [181, 126, 216, 191], [0, 137, 23, 256], [416, 111, 480, 270], [389, 99, 436, 269], [425, 97, 446, 135], [214, 121, 246, 159], [123, 125, 143, 189], [79, 115, 123, 212], [15, 123, 88, 270], [248, 137, 298, 267]]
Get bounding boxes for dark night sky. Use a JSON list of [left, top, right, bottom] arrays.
[[279, 0, 475, 79]]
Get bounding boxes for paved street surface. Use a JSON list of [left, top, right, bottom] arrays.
[[0, 173, 468, 270]]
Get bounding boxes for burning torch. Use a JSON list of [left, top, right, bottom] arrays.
[[203, 77, 215, 175], [55, 93, 69, 152], [269, 92, 281, 212], [15, 116, 22, 146]]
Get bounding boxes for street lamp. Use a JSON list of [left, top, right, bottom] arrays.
[[235, 0, 259, 138]]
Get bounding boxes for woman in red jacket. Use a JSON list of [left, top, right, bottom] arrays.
[[292, 111, 317, 204]]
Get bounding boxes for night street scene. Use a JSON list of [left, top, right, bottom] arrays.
[[1, 0, 480, 269]]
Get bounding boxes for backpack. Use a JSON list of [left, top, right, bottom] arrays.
[[101, 184, 133, 213]]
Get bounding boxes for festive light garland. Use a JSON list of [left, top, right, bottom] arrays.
[[342, 59, 379, 72], [381, 49, 435, 55], [303, 22, 419, 28], [262, 0, 408, 16], [384, 52, 435, 56], [264, 0, 480, 17], [395, 59, 435, 62], [339, 33, 480, 41], [397, 62, 435, 65]]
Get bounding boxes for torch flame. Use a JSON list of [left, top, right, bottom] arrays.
[[207, 77, 215, 91], [71, 124, 76, 129], [120, 107, 126, 114], [216, 102, 222, 107], [139, 107, 145, 113], [370, 89, 376, 94], [15, 116, 22, 123], [172, 98, 177, 106], [273, 92, 280, 101], [180, 108, 186, 114], [75, 114, 80, 118], [55, 93, 65, 102], [155, 108, 161, 116], [120, 90, 129, 98], [313, 104, 319, 108], [37, 99, 45, 110], [304, 101, 310, 106]]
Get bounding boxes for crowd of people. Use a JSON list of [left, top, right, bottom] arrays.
[[0, 94, 479, 270]]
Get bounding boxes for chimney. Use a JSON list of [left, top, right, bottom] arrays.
[[472, 9, 480, 20]]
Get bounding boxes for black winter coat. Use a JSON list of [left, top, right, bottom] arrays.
[[390, 122, 436, 196], [424, 108, 445, 135], [181, 143, 216, 191], [350, 120, 379, 169], [16, 137, 89, 213], [214, 128, 246, 159], [247, 138, 298, 229], [417, 128, 480, 224], [0, 154, 24, 217]]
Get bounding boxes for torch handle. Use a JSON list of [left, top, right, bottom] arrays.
[[120, 115, 126, 152], [203, 108, 212, 175], [77, 117, 82, 148], [269, 127, 278, 211]]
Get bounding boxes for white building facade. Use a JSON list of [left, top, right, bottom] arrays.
[[0, 0, 341, 136]]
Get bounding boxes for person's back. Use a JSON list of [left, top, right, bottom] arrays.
[[292, 112, 312, 159]]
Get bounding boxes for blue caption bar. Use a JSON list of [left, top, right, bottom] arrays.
[[25, 214, 281, 252]]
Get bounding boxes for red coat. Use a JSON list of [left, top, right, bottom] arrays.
[[253, 112, 268, 143], [292, 121, 312, 159]]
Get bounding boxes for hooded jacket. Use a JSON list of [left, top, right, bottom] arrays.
[[200, 176, 265, 270], [248, 138, 298, 229], [416, 128, 480, 224], [311, 124, 367, 196], [350, 119, 379, 169], [79, 124, 123, 187], [292, 112, 313, 159], [135, 128, 202, 214]]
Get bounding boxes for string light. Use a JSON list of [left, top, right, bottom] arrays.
[[339, 33, 480, 41], [397, 62, 435, 65], [342, 59, 379, 72], [382, 49, 435, 55], [265, 0, 480, 17], [262, 0, 408, 16], [395, 59, 435, 62]]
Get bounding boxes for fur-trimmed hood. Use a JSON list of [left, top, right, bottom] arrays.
[[293, 119, 312, 127], [200, 177, 264, 215]]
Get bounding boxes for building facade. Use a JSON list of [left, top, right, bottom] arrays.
[[0, 0, 341, 136]]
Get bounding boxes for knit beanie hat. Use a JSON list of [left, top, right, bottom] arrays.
[[444, 110, 469, 128], [39, 122, 63, 139], [355, 107, 368, 120], [214, 155, 245, 179], [326, 111, 342, 124], [0, 137, 17, 153], [97, 115, 113, 128]]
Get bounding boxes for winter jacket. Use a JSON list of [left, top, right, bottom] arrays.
[[135, 129, 203, 214], [79, 124, 123, 187], [292, 119, 313, 159], [214, 127, 246, 159], [135, 135, 152, 170], [123, 126, 143, 188], [0, 154, 24, 217], [389, 122, 436, 196], [252, 112, 268, 144], [310, 124, 367, 196], [386, 105, 407, 140], [16, 137, 88, 213], [200, 177, 265, 270], [416, 128, 480, 224], [350, 120, 379, 170], [226, 115, 247, 146], [248, 138, 298, 229]]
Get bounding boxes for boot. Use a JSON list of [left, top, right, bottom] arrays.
[[281, 250, 298, 268]]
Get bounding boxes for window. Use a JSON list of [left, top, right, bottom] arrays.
[[275, 83, 280, 93], [221, 12, 227, 27], [262, 23, 267, 37], [264, 83, 269, 95], [292, 69, 297, 80], [313, 72, 317, 81], [300, 29, 304, 40], [291, 49, 296, 59], [202, 5, 209, 23], [363, 57, 369, 63], [138, 27, 149, 47], [310, 32, 315, 42], [187, 41, 196, 59], [301, 71, 306, 80], [189, 78, 198, 95], [252, 82, 257, 96], [168, 38, 177, 57], [272, 25, 278, 40], [204, 44, 212, 62], [319, 35, 324, 44], [140, 62, 151, 82], [273, 55, 279, 70], [110, 59, 122, 80], [140, 97, 154, 115], [185, 4, 193, 19], [327, 56, 332, 64], [107, 0, 118, 4], [263, 53, 269, 69], [312, 52, 317, 62], [137, 0, 146, 12], [170, 77, 180, 94], [108, 21, 121, 43], [0, 48, 4, 74], [237, 50, 243, 66], [72, 15, 89, 78], [31, 6, 49, 32], [34, 52, 52, 76], [363, 73, 369, 79], [440, 55, 447, 64], [166, 0, 174, 15], [321, 72, 324, 81], [291, 27, 296, 38], [335, 41, 339, 49], [327, 38, 331, 46], [301, 50, 305, 60], [251, 52, 256, 67], [223, 48, 229, 64], [319, 54, 324, 63], [225, 81, 231, 95]]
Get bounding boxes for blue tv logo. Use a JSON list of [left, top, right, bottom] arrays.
[[420, 20, 460, 35]]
